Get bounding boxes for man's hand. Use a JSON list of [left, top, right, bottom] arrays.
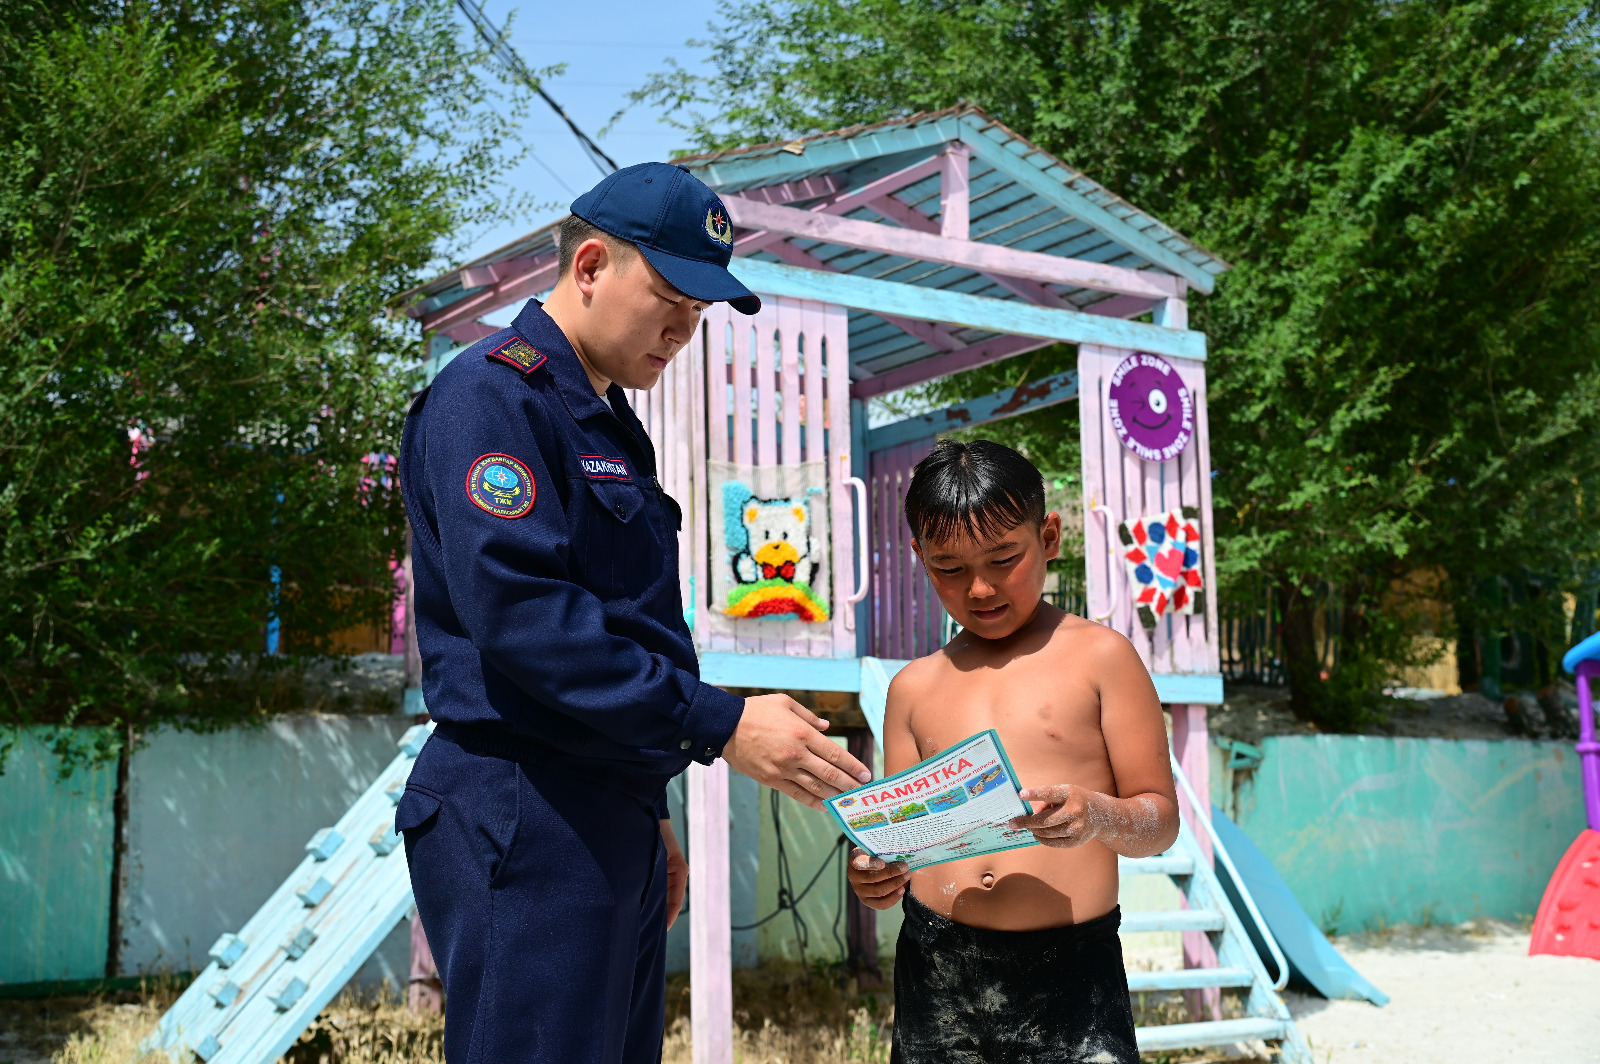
[[661, 820, 687, 930], [847, 847, 911, 910], [721, 694, 872, 810]]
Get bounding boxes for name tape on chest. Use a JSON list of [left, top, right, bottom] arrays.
[[466, 453, 536, 518], [485, 336, 547, 374], [579, 454, 631, 481]]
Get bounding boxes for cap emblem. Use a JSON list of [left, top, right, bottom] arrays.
[[704, 204, 733, 247]]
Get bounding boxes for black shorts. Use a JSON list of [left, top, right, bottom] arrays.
[[891, 893, 1140, 1064]]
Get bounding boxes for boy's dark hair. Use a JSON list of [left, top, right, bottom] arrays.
[[904, 439, 1046, 543], [557, 214, 635, 277]]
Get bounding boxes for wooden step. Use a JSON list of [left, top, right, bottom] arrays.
[[1119, 853, 1194, 876], [1121, 909, 1225, 933], [1135, 1017, 1290, 1052], [1126, 967, 1255, 992]]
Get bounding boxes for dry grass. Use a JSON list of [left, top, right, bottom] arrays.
[[281, 988, 444, 1064], [7, 963, 1268, 1064], [663, 962, 894, 1064], [0, 978, 182, 1064]]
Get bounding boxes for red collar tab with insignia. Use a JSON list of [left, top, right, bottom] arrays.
[[485, 336, 547, 375]]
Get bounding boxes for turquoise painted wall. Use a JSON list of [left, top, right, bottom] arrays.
[[0, 731, 117, 984], [1231, 735, 1584, 933], [4, 724, 1583, 984]]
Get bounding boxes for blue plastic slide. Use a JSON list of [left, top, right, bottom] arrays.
[[1211, 804, 1390, 1006]]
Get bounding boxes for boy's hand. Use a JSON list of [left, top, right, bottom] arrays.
[[847, 847, 911, 910], [1010, 784, 1104, 848]]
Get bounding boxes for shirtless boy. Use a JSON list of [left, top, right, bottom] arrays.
[[846, 439, 1180, 1064]]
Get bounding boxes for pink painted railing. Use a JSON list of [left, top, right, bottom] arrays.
[[630, 297, 858, 659]]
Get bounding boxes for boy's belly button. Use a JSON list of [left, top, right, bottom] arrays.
[[980, 871, 995, 888]]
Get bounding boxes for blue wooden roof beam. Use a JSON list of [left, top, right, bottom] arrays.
[[730, 259, 1205, 361]]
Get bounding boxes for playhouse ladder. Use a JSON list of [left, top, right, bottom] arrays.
[[1119, 824, 1312, 1062], [142, 723, 432, 1063]]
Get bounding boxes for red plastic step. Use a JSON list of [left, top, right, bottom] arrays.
[[1530, 828, 1600, 958]]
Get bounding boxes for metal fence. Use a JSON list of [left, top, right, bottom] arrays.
[[980, 566, 1330, 691], [1218, 579, 1347, 687], [1218, 580, 1286, 686], [1043, 564, 1089, 618], [1045, 568, 1328, 689]]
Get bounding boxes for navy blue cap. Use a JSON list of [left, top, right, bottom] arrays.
[[571, 162, 760, 315]]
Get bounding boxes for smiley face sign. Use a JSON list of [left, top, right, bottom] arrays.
[[1107, 352, 1194, 462]]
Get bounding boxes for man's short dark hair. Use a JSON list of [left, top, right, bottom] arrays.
[[557, 214, 635, 277], [904, 439, 1046, 544]]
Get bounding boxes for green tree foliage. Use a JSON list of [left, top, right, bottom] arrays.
[[0, 0, 522, 745], [639, 0, 1600, 724]]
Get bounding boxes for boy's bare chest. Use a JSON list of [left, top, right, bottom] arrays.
[[908, 657, 1114, 789]]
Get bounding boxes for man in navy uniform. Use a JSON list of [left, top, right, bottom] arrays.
[[397, 162, 872, 1064]]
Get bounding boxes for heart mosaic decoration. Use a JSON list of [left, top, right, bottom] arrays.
[[1117, 507, 1205, 630]]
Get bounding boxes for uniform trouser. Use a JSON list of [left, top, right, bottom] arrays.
[[396, 731, 668, 1064]]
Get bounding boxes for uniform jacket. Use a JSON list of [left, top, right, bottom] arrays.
[[400, 299, 744, 815]]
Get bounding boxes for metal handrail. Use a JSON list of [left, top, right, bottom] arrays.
[[1169, 752, 1291, 991], [842, 456, 870, 629]]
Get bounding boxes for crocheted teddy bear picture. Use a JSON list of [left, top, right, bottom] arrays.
[[721, 481, 831, 622]]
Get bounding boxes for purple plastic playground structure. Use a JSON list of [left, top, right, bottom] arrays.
[[1528, 633, 1600, 958]]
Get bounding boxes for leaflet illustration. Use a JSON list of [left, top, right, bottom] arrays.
[[826, 730, 1039, 870]]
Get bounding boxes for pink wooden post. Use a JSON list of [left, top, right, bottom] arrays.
[[688, 760, 733, 1064], [939, 142, 970, 240], [1080, 338, 1223, 1022], [1171, 703, 1220, 1019], [689, 325, 711, 650]]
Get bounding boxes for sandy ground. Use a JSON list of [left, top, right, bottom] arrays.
[[1283, 922, 1600, 1064]]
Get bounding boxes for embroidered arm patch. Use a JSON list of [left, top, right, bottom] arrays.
[[467, 454, 536, 518]]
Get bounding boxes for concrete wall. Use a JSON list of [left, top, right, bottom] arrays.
[[120, 715, 410, 987], [8, 720, 1586, 989], [0, 732, 117, 985], [1228, 734, 1583, 932], [742, 733, 1588, 960]]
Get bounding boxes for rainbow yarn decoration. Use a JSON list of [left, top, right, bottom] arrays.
[[720, 479, 831, 622], [724, 577, 831, 621]]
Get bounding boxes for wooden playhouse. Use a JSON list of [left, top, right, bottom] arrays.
[[399, 105, 1304, 1060], [144, 108, 1323, 1064]]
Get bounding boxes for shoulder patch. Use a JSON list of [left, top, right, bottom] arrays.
[[579, 454, 631, 481], [485, 336, 547, 374], [466, 453, 536, 518]]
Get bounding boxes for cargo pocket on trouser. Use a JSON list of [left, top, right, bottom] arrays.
[[396, 787, 443, 836]]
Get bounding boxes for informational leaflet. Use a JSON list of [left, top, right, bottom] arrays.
[[825, 729, 1040, 870]]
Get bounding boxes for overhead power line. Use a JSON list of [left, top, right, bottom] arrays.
[[455, 0, 620, 177]]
